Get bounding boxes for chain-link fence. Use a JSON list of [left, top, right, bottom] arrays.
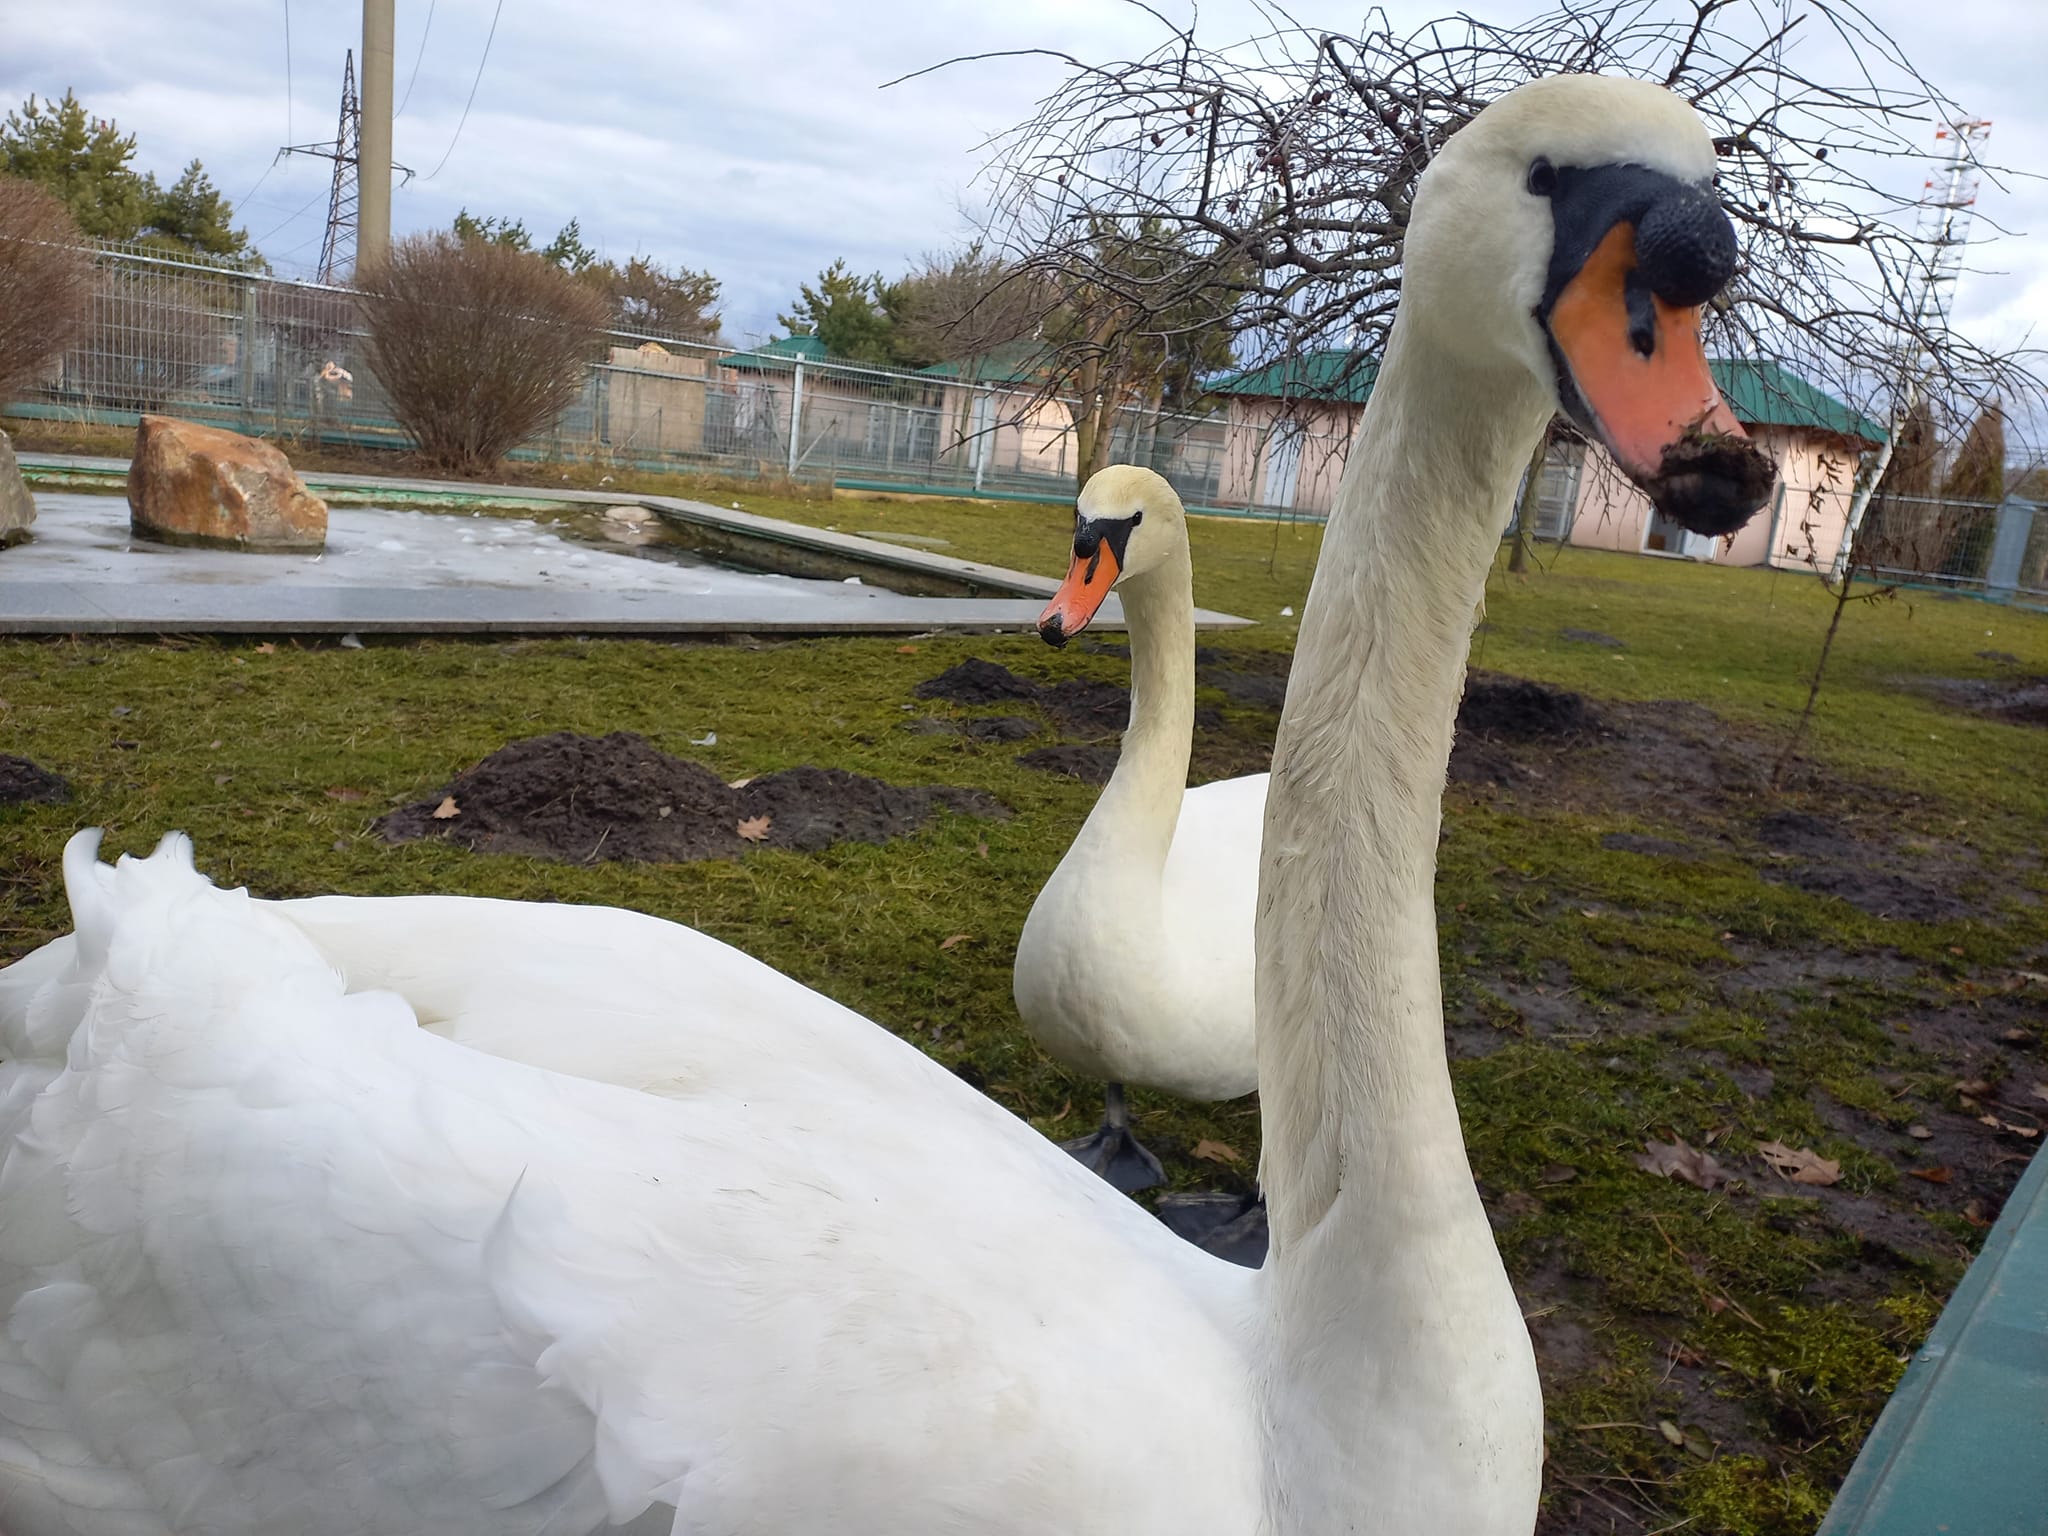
[[5, 241, 1349, 520], [1859, 492, 2048, 607]]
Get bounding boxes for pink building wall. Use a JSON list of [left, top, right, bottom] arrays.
[[1563, 425, 1864, 570], [1216, 399, 1362, 514]]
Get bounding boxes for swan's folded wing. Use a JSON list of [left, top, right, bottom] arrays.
[[1, 857, 1261, 1536], [270, 893, 904, 1101]]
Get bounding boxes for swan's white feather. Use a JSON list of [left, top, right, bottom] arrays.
[[0, 835, 1262, 1536]]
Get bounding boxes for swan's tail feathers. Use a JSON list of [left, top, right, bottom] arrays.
[[0, 830, 219, 1066]]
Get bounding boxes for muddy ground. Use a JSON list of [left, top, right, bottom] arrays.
[[380, 731, 1007, 863]]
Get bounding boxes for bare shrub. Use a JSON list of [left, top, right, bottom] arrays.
[[357, 233, 608, 475], [0, 176, 94, 405]]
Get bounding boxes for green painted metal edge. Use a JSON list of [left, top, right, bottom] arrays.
[[1817, 1142, 2048, 1535]]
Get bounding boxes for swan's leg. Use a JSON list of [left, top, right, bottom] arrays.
[[1059, 1082, 1165, 1195]]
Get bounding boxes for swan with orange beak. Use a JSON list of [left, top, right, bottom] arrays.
[[1022, 123, 1773, 1213]]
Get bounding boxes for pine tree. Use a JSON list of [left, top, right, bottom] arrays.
[[1941, 402, 2005, 503], [779, 259, 896, 364], [1, 91, 252, 262]]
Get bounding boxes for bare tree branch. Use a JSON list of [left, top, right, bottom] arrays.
[[951, 0, 2044, 446]]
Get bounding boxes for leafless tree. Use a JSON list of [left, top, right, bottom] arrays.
[[891, 244, 1047, 368], [357, 233, 608, 476], [930, 0, 2042, 449], [0, 178, 94, 406]]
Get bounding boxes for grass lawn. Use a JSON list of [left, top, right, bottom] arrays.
[[2, 461, 2046, 1534]]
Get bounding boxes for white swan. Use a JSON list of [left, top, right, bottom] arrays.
[[1013, 466, 1265, 1192], [0, 75, 1774, 1536]]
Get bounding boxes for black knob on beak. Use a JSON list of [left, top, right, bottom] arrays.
[[1633, 182, 1737, 308]]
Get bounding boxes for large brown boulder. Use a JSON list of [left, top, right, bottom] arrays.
[[0, 430, 34, 548], [127, 416, 327, 552]]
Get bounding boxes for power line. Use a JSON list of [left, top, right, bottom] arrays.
[[422, 0, 505, 181], [396, 0, 438, 118], [250, 184, 331, 248]]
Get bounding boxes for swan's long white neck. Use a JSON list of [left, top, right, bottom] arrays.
[[1253, 315, 1551, 1533], [1067, 538, 1195, 879]]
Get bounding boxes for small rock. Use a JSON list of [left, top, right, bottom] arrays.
[[126, 415, 327, 552], [0, 429, 36, 548]]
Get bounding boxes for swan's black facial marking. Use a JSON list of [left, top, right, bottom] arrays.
[[1535, 164, 1739, 426], [1536, 164, 1736, 318], [1072, 510, 1141, 576]]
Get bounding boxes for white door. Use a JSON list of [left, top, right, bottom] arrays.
[[1262, 421, 1304, 508]]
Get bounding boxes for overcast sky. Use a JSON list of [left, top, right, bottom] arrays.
[[6, 0, 2043, 364]]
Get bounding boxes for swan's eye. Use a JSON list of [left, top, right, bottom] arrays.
[[1526, 158, 1557, 197], [1129, 510, 1144, 527]]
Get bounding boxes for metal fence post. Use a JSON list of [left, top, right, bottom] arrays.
[[239, 276, 259, 429], [1985, 495, 2033, 598], [972, 385, 991, 493], [787, 357, 804, 478]]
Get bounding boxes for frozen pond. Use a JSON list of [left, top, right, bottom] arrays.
[[6, 493, 892, 604]]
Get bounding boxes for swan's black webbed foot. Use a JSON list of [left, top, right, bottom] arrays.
[[1061, 1083, 1165, 1194]]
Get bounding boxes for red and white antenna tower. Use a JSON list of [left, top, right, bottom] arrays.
[[1906, 118, 1993, 343], [1836, 117, 1993, 569]]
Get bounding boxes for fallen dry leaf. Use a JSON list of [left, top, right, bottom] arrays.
[[324, 787, 367, 803], [1636, 1138, 1730, 1191], [2033, 1083, 2048, 1105], [1657, 1420, 1684, 1447], [896, 644, 920, 654], [1049, 1099, 1071, 1124], [1908, 1165, 1953, 1184], [975, 841, 989, 860], [1756, 1139, 1842, 1187], [728, 777, 754, 789], [430, 796, 461, 820], [1978, 1114, 2004, 1131], [254, 642, 277, 655], [1537, 1164, 1579, 1186], [213, 774, 231, 786], [2000, 1028, 2035, 1045], [1192, 1139, 1242, 1164], [937, 933, 971, 950], [736, 815, 772, 843], [1956, 1078, 1993, 1098], [1964, 1199, 1992, 1228], [1907, 1124, 1934, 1140]]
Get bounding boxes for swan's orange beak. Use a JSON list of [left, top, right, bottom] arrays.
[[1549, 224, 1742, 477], [1038, 543, 1120, 648]]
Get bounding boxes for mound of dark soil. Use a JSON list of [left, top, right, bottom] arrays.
[[0, 755, 70, 806], [918, 657, 1134, 738], [914, 658, 1041, 708], [959, 716, 1040, 743], [1560, 627, 1626, 648], [1918, 674, 2048, 727], [1202, 669, 1290, 711], [379, 732, 1005, 864], [1458, 677, 1599, 740], [1016, 743, 1121, 784]]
